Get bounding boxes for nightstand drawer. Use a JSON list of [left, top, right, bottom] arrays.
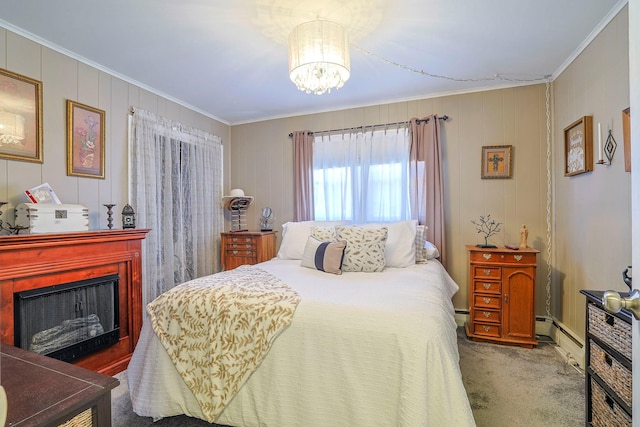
[[590, 341, 632, 408], [472, 266, 501, 279], [224, 236, 254, 245], [473, 294, 501, 309], [473, 280, 501, 294], [469, 251, 537, 265], [587, 303, 632, 360], [471, 322, 500, 338], [226, 249, 256, 257], [473, 308, 500, 323]]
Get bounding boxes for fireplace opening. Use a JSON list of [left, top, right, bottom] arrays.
[[14, 274, 120, 363]]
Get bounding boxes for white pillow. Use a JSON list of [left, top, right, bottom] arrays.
[[362, 220, 417, 268], [277, 220, 350, 260], [424, 241, 440, 259]]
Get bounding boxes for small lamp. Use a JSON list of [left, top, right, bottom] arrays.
[[122, 204, 136, 229]]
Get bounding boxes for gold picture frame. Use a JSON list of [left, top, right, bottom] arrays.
[[481, 145, 513, 179], [564, 116, 593, 176], [0, 68, 43, 163], [67, 100, 106, 179]]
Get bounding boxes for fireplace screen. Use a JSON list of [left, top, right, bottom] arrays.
[[14, 274, 120, 363]]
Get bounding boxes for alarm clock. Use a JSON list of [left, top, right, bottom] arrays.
[[122, 204, 136, 229]]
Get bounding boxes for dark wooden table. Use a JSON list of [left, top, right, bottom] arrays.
[[1, 344, 119, 426]]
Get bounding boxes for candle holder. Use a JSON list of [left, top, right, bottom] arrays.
[[103, 204, 116, 229], [596, 128, 617, 166]]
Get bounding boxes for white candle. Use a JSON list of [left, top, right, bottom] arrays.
[[597, 122, 603, 162]]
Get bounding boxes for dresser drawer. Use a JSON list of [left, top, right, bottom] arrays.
[[469, 251, 537, 265], [588, 303, 632, 360], [472, 265, 501, 279], [591, 378, 632, 426], [473, 280, 501, 294], [226, 248, 256, 258], [473, 294, 501, 309], [471, 322, 500, 338], [590, 341, 632, 409], [472, 308, 500, 323]]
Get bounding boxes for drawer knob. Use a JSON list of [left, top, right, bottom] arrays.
[[483, 283, 491, 290], [483, 297, 491, 304], [232, 250, 238, 255], [483, 326, 490, 332], [246, 251, 251, 255], [514, 255, 523, 261], [232, 238, 238, 242], [483, 254, 492, 260], [483, 269, 491, 275], [483, 311, 491, 318], [603, 289, 640, 320]]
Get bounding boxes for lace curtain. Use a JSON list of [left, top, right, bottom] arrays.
[[129, 107, 223, 308], [312, 126, 411, 223]]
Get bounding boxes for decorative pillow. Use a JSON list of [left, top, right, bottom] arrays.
[[301, 236, 346, 275], [362, 220, 417, 268], [415, 225, 428, 264], [277, 221, 350, 260], [336, 225, 387, 272], [310, 225, 337, 242], [425, 241, 440, 260]]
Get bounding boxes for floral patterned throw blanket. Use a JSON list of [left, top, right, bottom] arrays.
[[147, 265, 301, 422]]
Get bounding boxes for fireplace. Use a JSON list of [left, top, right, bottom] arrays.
[[14, 274, 120, 363], [0, 229, 149, 375]]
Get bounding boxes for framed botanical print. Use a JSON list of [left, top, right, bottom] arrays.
[[564, 116, 593, 176], [67, 100, 106, 179], [481, 145, 513, 179], [0, 68, 43, 163]]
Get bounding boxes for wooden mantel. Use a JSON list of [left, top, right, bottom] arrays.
[[0, 229, 149, 375]]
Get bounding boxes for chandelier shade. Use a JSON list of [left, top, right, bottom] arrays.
[[288, 20, 350, 95]]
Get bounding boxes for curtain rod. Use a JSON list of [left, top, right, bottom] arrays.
[[288, 115, 449, 137]]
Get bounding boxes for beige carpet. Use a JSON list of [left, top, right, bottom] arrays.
[[112, 327, 584, 426]]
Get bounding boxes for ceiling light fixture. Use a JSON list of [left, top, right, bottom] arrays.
[[288, 20, 350, 95]]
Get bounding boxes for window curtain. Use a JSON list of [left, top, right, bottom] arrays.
[[129, 107, 224, 309], [292, 130, 314, 221], [313, 127, 411, 223], [409, 115, 446, 267]]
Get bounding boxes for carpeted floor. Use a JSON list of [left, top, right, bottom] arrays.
[[111, 327, 585, 426]]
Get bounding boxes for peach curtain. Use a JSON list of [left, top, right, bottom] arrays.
[[292, 130, 315, 221], [409, 116, 446, 267]]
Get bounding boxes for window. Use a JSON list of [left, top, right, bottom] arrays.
[[313, 128, 411, 223]]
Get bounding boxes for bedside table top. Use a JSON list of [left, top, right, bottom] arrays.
[[221, 230, 277, 236], [465, 244, 540, 254]]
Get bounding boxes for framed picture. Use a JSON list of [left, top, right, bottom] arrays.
[[67, 100, 105, 179], [564, 116, 593, 176], [623, 107, 630, 172], [0, 68, 43, 163], [481, 145, 513, 179]]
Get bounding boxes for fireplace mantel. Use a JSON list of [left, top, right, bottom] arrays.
[[0, 229, 149, 375]]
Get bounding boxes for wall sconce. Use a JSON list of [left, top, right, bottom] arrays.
[[596, 123, 617, 166]]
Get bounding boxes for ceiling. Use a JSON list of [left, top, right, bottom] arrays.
[[0, 0, 627, 125]]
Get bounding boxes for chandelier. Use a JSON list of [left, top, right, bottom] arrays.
[[288, 20, 350, 95], [0, 111, 26, 146]]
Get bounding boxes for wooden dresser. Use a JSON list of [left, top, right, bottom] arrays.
[[581, 290, 632, 426], [465, 245, 539, 348], [221, 231, 277, 270]]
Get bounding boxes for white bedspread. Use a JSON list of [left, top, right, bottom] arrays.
[[128, 259, 476, 426]]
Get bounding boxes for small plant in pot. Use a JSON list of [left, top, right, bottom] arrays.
[[471, 214, 502, 248]]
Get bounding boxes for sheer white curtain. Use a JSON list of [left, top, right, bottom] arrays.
[[129, 107, 223, 308], [313, 126, 411, 223]]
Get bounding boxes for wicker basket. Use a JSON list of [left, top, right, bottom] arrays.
[[58, 408, 93, 427], [591, 378, 632, 427], [588, 303, 632, 360], [590, 341, 632, 408]]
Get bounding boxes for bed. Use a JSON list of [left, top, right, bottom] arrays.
[[127, 221, 475, 426]]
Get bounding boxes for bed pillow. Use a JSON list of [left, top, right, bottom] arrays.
[[310, 225, 337, 242], [362, 220, 417, 268], [277, 220, 350, 260], [300, 236, 346, 275], [415, 225, 428, 264], [425, 241, 440, 259], [336, 225, 388, 272]]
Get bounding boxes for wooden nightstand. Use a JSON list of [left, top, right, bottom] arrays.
[[221, 231, 277, 270], [464, 245, 539, 348]]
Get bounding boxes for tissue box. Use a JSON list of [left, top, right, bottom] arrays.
[[15, 203, 89, 234]]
